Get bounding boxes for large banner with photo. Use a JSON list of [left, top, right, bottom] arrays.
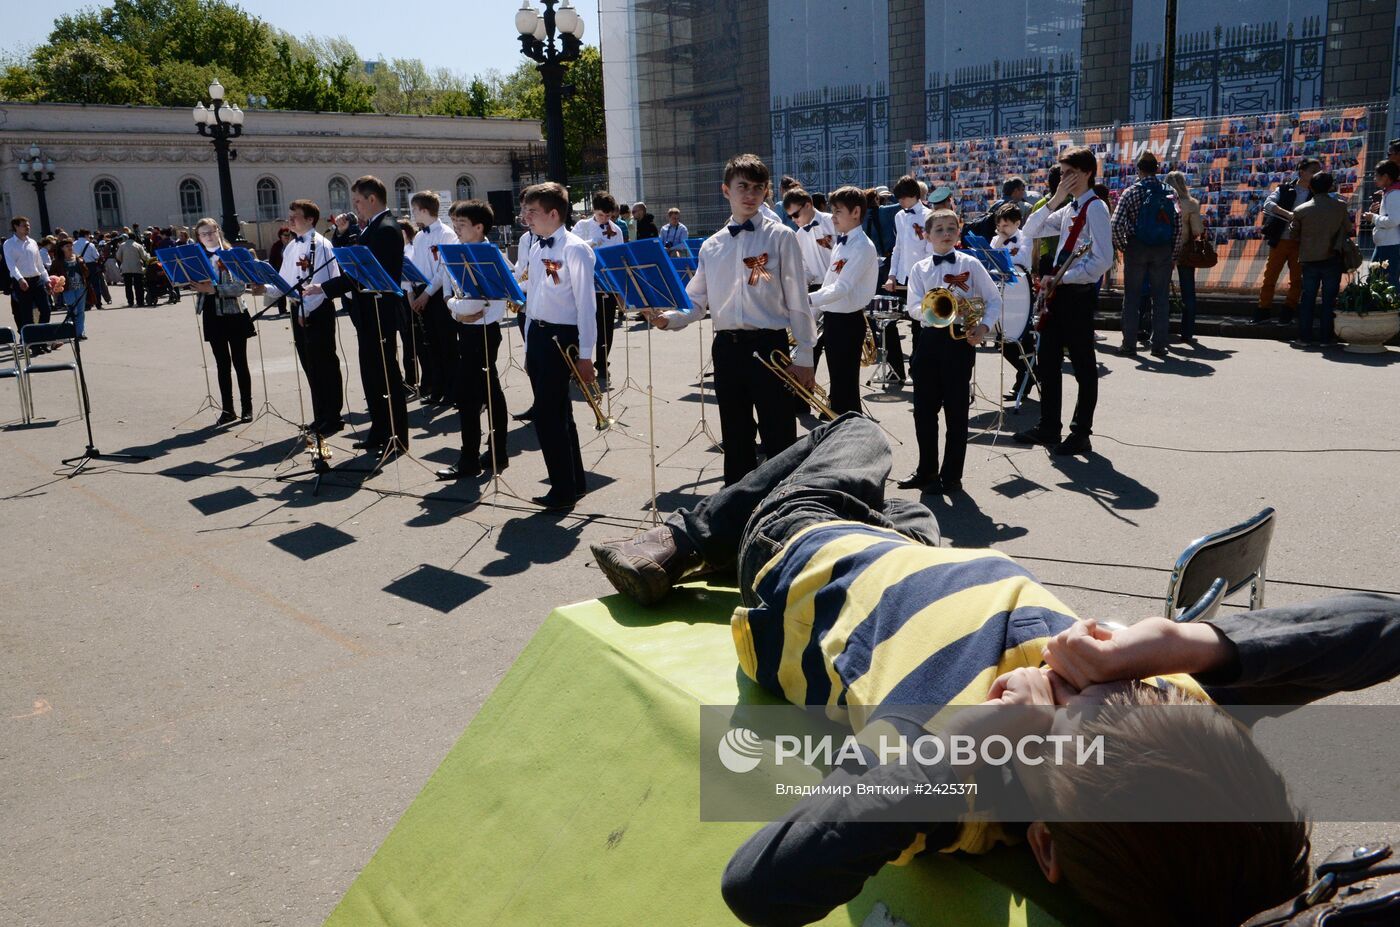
[[911, 105, 1373, 292]]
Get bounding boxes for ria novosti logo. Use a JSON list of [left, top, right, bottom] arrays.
[[717, 727, 765, 773]]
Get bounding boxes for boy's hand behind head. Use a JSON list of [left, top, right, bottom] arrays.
[[987, 666, 1075, 706], [1042, 617, 1237, 690], [1041, 620, 1122, 691]]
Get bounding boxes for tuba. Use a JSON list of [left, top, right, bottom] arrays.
[[920, 287, 986, 342]]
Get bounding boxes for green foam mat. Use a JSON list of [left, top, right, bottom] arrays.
[[325, 582, 1090, 926]]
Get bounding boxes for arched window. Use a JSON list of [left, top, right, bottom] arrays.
[[178, 178, 205, 225], [328, 176, 350, 215], [455, 175, 474, 201], [394, 176, 414, 215], [93, 179, 122, 229], [256, 177, 282, 221]]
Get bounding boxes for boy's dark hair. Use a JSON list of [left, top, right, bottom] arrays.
[[289, 199, 321, 224], [779, 174, 801, 193], [811, 192, 828, 211], [1388, 138, 1400, 155], [450, 199, 494, 234], [397, 218, 416, 240], [923, 209, 961, 233], [1297, 158, 1322, 173], [781, 188, 813, 210], [827, 186, 878, 221], [410, 190, 440, 215], [351, 175, 387, 204], [1042, 687, 1310, 927], [522, 182, 571, 221], [724, 154, 771, 187], [1046, 164, 1062, 197], [1001, 176, 1026, 198], [1311, 172, 1335, 195], [892, 174, 922, 201], [1092, 182, 1111, 202], [1378, 161, 1400, 182], [1058, 147, 1098, 181], [995, 203, 1023, 225], [11, 216, 29, 230], [593, 190, 618, 215], [1136, 151, 1160, 174]]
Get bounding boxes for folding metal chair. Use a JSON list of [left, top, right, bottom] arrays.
[[20, 322, 84, 421], [1165, 507, 1277, 623], [0, 326, 28, 423]]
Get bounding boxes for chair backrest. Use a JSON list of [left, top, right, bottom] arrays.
[[0, 327, 15, 346], [21, 322, 77, 345], [1165, 507, 1276, 619]]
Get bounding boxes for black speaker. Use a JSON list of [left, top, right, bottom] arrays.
[[487, 190, 517, 229]]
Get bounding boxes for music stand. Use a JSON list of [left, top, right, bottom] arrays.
[[593, 267, 642, 402], [659, 251, 721, 465], [156, 246, 221, 428], [216, 248, 301, 443], [685, 236, 707, 258], [957, 236, 1021, 444], [437, 242, 531, 507], [53, 321, 153, 476], [596, 239, 695, 527]]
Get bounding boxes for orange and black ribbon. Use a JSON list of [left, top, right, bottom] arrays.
[[542, 258, 562, 284], [816, 235, 834, 250], [743, 253, 772, 286], [296, 255, 312, 272], [913, 224, 926, 240], [833, 259, 847, 275], [942, 271, 971, 292]]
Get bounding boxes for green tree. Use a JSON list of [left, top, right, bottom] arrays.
[[265, 38, 372, 113], [497, 47, 606, 179]]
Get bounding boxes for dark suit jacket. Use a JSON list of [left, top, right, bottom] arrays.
[[323, 210, 402, 302]]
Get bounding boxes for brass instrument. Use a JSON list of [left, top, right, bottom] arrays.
[[755, 350, 836, 421], [920, 287, 987, 342], [554, 336, 614, 431], [860, 322, 877, 366]]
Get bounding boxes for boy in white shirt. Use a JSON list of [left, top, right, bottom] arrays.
[[808, 186, 880, 415], [783, 188, 835, 287], [579, 190, 625, 387], [900, 209, 1001, 495], [989, 204, 1032, 273], [407, 191, 459, 405]]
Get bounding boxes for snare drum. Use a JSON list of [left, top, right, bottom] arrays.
[[868, 294, 905, 322], [997, 271, 1032, 340]]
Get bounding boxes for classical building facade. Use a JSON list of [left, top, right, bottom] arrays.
[[0, 102, 540, 238]]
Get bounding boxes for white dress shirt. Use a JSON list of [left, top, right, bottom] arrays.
[[888, 202, 932, 284], [411, 219, 458, 297], [1372, 187, 1400, 247], [274, 230, 340, 318], [795, 210, 836, 285], [514, 230, 536, 288], [74, 236, 100, 264], [660, 212, 818, 367], [525, 227, 597, 361], [1020, 189, 1114, 285], [759, 202, 783, 225], [905, 248, 1002, 331], [659, 222, 689, 252], [4, 235, 45, 280], [810, 227, 878, 315], [990, 230, 1032, 272], [447, 291, 506, 326], [579, 218, 624, 249]]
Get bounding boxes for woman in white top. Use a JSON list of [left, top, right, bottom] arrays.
[[1364, 160, 1400, 288], [1166, 171, 1204, 343]]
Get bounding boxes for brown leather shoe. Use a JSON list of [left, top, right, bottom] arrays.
[[591, 526, 702, 606]]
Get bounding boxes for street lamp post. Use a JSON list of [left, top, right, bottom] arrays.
[[192, 79, 245, 242], [20, 144, 56, 237], [516, 0, 587, 188]]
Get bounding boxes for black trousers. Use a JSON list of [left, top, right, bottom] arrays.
[[525, 320, 586, 497], [353, 295, 409, 447], [594, 292, 618, 380], [123, 273, 146, 307], [458, 321, 508, 463], [883, 319, 907, 379], [1035, 283, 1098, 438], [821, 311, 868, 416], [424, 292, 457, 398], [398, 297, 421, 389], [208, 334, 253, 414], [12, 276, 52, 330], [292, 304, 343, 428], [910, 325, 975, 482], [712, 328, 798, 487]]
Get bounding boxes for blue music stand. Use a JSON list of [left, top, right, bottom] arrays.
[[436, 243, 525, 303], [961, 232, 1015, 278], [685, 236, 708, 258], [594, 268, 622, 299], [216, 247, 293, 294], [333, 246, 403, 296], [155, 245, 216, 286], [668, 254, 698, 283], [596, 240, 693, 316], [401, 257, 432, 289]]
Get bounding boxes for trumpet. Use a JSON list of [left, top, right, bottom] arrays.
[[755, 349, 837, 421], [554, 336, 614, 431], [920, 287, 987, 342]]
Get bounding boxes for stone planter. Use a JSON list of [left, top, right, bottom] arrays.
[[1333, 310, 1400, 353]]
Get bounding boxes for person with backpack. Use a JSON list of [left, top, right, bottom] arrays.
[[1111, 151, 1182, 358], [1257, 158, 1320, 325], [967, 175, 1030, 242]]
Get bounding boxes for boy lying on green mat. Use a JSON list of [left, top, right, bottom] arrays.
[[590, 414, 1400, 926]]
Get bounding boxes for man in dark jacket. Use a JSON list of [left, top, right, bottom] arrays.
[[1256, 158, 1320, 325]]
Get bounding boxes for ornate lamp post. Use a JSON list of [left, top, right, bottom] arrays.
[[192, 79, 245, 242], [19, 144, 56, 236], [516, 0, 587, 187]]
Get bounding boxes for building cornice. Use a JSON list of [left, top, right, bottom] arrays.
[[1, 138, 522, 166]]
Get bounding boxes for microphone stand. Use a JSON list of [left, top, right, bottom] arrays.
[[60, 329, 152, 476]]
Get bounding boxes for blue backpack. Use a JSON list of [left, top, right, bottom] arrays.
[[1134, 177, 1176, 246]]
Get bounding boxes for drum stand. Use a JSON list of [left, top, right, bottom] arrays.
[[174, 307, 220, 429], [659, 314, 721, 465]]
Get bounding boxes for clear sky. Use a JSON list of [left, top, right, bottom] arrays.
[[1, 0, 582, 78]]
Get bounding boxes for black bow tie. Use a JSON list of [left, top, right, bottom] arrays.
[[1070, 199, 1081, 212], [804, 220, 819, 231], [836, 234, 848, 245], [297, 235, 307, 243], [539, 236, 555, 248], [931, 252, 956, 266], [904, 207, 916, 214], [728, 219, 754, 237]]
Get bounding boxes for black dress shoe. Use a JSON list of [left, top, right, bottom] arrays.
[[479, 449, 509, 472], [216, 411, 237, 426], [896, 471, 938, 490], [353, 437, 386, 450], [315, 418, 345, 437], [239, 410, 253, 424], [1052, 433, 1093, 456], [1150, 346, 1168, 358], [590, 526, 703, 606], [1013, 427, 1059, 446], [513, 407, 536, 423], [436, 463, 481, 481], [531, 491, 577, 511], [1117, 344, 1138, 357]]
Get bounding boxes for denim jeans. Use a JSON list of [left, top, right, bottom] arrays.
[[62, 287, 85, 337], [1122, 242, 1173, 350], [666, 414, 940, 606], [1299, 255, 1343, 343]]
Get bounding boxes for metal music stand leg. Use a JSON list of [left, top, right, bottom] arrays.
[[1014, 331, 1041, 412], [59, 333, 152, 476], [611, 305, 645, 400], [638, 323, 662, 529], [658, 314, 721, 466], [173, 307, 220, 429], [236, 319, 300, 445]]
